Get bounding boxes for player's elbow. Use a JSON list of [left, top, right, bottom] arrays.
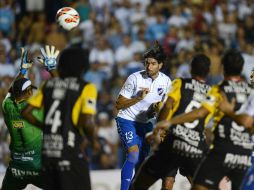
[[239, 116, 253, 128], [115, 101, 122, 110]]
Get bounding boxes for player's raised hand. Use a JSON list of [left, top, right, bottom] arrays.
[[147, 101, 163, 118], [38, 45, 60, 71], [20, 47, 33, 75]]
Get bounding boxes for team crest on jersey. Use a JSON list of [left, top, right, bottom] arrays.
[[12, 121, 24, 128], [157, 88, 163, 95], [87, 98, 96, 110]]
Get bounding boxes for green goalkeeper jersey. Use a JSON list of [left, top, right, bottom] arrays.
[[2, 94, 43, 172]]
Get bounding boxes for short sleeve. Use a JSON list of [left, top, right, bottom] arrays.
[[167, 78, 182, 102], [81, 83, 97, 115], [238, 93, 254, 116], [202, 85, 222, 114], [119, 74, 136, 99], [27, 85, 44, 108]]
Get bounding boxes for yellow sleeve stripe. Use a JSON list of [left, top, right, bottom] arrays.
[[167, 78, 182, 102], [165, 79, 182, 120], [203, 85, 225, 129], [201, 102, 214, 114], [72, 83, 97, 126], [27, 86, 44, 108]]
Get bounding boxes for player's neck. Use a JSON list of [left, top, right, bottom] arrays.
[[14, 96, 26, 104], [193, 76, 206, 83], [224, 75, 242, 82], [149, 72, 159, 80]]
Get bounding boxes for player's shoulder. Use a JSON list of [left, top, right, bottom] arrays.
[[125, 71, 142, 82], [130, 70, 144, 78], [83, 82, 97, 90], [80, 82, 97, 97], [172, 78, 183, 85], [158, 72, 171, 82], [158, 72, 170, 78], [2, 94, 13, 112]]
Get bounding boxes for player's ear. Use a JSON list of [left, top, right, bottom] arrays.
[[143, 58, 147, 66], [159, 62, 163, 69]]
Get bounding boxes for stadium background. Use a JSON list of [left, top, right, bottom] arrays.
[[0, 0, 253, 189]]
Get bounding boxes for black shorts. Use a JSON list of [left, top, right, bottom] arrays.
[[142, 138, 203, 179], [193, 150, 250, 190], [164, 167, 188, 178], [42, 157, 91, 190], [1, 167, 42, 190]]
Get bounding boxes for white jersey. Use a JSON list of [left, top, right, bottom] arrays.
[[238, 93, 254, 116], [117, 70, 171, 123], [238, 93, 254, 156]]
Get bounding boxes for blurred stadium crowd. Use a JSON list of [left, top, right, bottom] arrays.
[[0, 0, 254, 171]]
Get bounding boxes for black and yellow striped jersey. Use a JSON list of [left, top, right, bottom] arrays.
[[202, 79, 253, 155], [28, 77, 97, 160], [166, 78, 211, 157]]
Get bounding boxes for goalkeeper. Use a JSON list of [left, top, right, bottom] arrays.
[[1, 45, 59, 190]]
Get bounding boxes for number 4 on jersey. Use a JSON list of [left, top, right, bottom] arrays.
[[45, 100, 62, 133]]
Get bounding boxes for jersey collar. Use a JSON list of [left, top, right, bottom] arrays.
[[193, 76, 206, 83]]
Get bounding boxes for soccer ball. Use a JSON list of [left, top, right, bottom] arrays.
[[56, 7, 80, 31]]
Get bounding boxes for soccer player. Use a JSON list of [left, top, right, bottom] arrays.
[[153, 49, 253, 190], [115, 42, 172, 190], [22, 47, 98, 190], [219, 70, 254, 190], [131, 54, 212, 190], [1, 46, 59, 190]]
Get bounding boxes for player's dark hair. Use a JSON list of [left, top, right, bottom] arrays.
[[222, 49, 244, 76], [191, 54, 211, 78], [57, 47, 89, 78], [143, 42, 166, 63]]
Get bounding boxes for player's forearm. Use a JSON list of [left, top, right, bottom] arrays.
[[170, 107, 209, 125], [226, 112, 253, 128], [115, 96, 142, 110], [79, 114, 97, 143], [157, 105, 170, 121], [49, 70, 59, 78], [157, 98, 174, 121]]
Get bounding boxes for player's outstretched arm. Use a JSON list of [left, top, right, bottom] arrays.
[[18, 47, 33, 77], [2, 47, 34, 100], [157, 97, 175, 121], [7, 47, 33, 91], [219, 95, 253, 128], [115, 88, 149, 110], [170, 106, 209, 125], [155, 106, 210, 132]]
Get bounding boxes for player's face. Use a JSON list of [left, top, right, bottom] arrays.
[[24, 87, 33, 99], [250, 70, 254, 87], [145, 58, 162, 77]]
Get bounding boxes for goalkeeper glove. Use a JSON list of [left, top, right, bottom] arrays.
[[38, 45, 60, 71], [20, 47, 33, 75]]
